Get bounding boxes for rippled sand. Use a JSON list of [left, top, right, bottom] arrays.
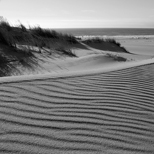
[[0, 62, 154, 154]]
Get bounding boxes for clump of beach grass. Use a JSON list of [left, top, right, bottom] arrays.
[[0, 19, 79, 52], [0, 20, 14, 46], [55, 46, 77, 57], [82, 37, 120, 44], [30, 26, 78, 44], [82, 37, 129, 53]]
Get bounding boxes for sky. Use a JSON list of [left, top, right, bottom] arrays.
[[0, 0, 154, 28]]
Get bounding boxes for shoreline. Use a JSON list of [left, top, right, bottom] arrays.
[[76, 35, 154, 40]]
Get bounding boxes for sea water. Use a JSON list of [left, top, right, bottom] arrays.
[[54, 28, 154, 38]]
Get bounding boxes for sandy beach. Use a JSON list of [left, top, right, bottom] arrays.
[[116, 36, 154, 56], [0, 34, 154, 154], [0, 13, 154, 153], [1, 0, 154, 153]]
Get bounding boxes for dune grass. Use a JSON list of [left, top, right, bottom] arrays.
[[82, 37, 129, 53], [55, 46, 76, 57], [0, 19, 78, 50], [82, 37, 120, 45], [0, 21, 14, 46]]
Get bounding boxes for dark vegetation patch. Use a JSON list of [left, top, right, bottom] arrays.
[[55, 46, 77, 57], [0, 19, 78, 49], [82, 37, 129, 53]]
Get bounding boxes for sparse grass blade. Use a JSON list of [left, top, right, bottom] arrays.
[[56, 46, 77, 57]]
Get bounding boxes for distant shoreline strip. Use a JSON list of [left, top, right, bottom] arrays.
[[76, 35, 154, 39]]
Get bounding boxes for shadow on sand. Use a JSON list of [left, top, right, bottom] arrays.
[[0, 44, 39, 77]]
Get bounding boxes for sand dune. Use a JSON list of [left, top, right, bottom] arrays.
[[0, 61, 154, 154], [0, 16, 154, 154]]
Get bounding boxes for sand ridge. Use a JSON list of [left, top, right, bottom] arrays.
[[0, 56, 154, 84], [0, 62, 154, 153]]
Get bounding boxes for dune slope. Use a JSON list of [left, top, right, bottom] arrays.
[[0, 62, 154, 154]]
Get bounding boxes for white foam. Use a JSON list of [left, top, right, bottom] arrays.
[[76, 35, 154, 40]]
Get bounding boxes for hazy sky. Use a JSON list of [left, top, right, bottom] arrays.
[[0, 0, 154, 28]]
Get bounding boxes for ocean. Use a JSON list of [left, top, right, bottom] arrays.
[[54, 28, 154, 56], [54, 28, 154, 37]]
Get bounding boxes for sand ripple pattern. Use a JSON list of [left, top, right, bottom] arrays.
[[0, 64, 154, 154]]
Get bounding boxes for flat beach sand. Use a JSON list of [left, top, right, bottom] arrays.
[[0, 38, 154, 154]]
